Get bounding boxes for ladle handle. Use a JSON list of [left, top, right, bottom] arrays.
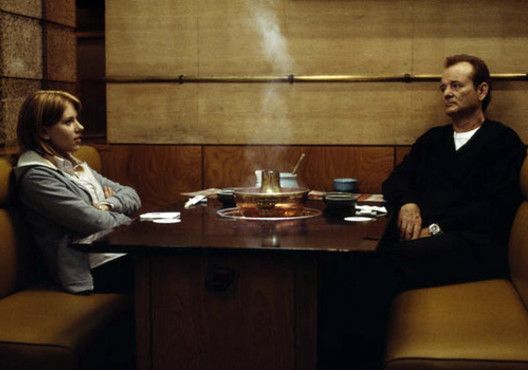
[[292, 153, 306, 175]]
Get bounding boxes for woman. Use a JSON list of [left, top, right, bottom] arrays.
[[15, 90, 141, 294]]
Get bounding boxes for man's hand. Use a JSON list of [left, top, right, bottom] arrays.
[[398, 203, 423, 240], [419, 227, 431, 238]]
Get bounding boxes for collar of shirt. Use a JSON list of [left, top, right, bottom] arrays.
[[453, 126, 480, 151], [54, 156, 85, 177], [54, 156, 105, 203]]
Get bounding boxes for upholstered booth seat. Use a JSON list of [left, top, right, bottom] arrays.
[[386, 280, 528, 370], [0, 146, 133, 370], [385, 156, 528, 370], [0, 289, 130, 370]]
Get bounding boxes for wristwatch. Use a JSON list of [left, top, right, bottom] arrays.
[[428, 223, 442, 236]]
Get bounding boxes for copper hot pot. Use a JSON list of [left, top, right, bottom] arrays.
[[234, 170, 309, 217]]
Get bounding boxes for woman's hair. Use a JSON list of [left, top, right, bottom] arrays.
[[17, 90, 82, 156]]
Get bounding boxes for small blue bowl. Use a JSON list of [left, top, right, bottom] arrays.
[[333, 178, 358, 193]]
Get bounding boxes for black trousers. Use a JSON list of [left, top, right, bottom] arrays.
[[91, 254, 134, 294], [318, 229, 503, 370], [89, 255, 136, 369], [381, 231, 503, 292]]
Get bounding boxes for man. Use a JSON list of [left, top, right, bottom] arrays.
[[382, 54, 526, 290]]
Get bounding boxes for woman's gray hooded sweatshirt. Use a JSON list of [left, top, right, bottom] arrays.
[[15, 151, 141, 293]]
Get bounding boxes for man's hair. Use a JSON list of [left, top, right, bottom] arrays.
[[17, 90, 81, 156], [445, 54, 492, 111]]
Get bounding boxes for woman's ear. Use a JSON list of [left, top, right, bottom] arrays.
[[39, 127, 50, 140]]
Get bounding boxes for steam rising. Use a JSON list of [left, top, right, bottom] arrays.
[[251, 2, 293, 74], [246, 1, 294, 172]]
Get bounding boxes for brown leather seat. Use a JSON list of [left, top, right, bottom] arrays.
[[0, 147, 132, 370], [76, 145, 103, 173], [385, 155, 528, 370]]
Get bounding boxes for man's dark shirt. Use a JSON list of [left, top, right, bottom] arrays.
[[382, 119, 526, 272]]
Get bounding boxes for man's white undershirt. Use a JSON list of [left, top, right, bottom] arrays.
[[454, 126, 480, 150]]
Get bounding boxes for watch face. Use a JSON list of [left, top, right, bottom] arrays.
[[429, 224, 441, 235]]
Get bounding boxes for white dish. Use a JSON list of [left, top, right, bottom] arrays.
[[344, 216, 374, 222], [152, 218, 181, 224]]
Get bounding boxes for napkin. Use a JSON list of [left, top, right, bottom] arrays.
[[356, 194, 386, 203], [355, 205, 387, 217], [140, 212, 181, 221], [180, 188, 220, 197], [184, 195, 207, 208]]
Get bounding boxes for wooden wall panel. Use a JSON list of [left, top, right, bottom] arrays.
[[488, 82, 528, 140], [395, 146, 411, 167], [411, 1, 528, 73], [106, 0, 198, 76], [97, 143, 394, 211], [197, 0, 289, 74], [106, 0, 528, 77], [203, 145, 393, 193], [107, 84, 199, 144], [195, 0, 413, 75], [108, 82, 422, 145], [98, 144, 202, 211], [198, 83, 411, 145], [286, 0, 412, 74], [106, 0, 528, 145], [107, 0, 413, 76]]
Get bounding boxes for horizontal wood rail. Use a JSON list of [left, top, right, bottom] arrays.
[[106, 73, 528, 84]]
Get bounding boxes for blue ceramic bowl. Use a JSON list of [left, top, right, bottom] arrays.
[[333, 178, 358, 193]]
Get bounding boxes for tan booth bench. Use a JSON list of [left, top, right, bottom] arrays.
[[384, 156, 528, 370], [0, 146, 133, 370]]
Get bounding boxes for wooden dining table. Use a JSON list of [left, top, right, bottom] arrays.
[[75, 199, 387, 370]]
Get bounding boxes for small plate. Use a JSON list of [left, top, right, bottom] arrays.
[[344, 216, 374, 222]]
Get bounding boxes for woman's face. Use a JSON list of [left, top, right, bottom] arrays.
[[40, 101, 84, 156]]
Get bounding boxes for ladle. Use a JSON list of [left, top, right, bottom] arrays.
[[291, 152, 306, 175]]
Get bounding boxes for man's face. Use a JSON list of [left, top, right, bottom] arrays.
[[440, 61, 487, 117]]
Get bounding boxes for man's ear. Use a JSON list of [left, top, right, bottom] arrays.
[[477, 82, 489, 102]]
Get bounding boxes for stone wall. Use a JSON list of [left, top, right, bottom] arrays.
[[0, 0, 76, 146]]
